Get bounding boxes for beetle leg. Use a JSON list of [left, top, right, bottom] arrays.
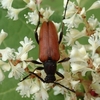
[[34, 66, 44, 71], [56, 71, 64, 80], [25, 60, 42, 64], [58, 57, 70, 63]]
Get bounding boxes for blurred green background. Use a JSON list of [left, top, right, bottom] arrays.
[[0, 0, 99, 100]]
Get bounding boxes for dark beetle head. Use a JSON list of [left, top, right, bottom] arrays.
[[43, 59, 57, 83], [45, 75, 56, 83]]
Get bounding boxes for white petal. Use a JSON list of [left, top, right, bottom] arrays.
[[41, 88, 49, 100], [26, 0, 36, 10], [0, 69, 5, 82], [0, 29, 8, 44], [87, 0, 100, 11], [76, 0, 81, 5], [0, 0, 13, 9], [70, 80, 80, 89], [2, 63, 11, 72], [71, 62, 87, 73], [30, 84, 39, 94]]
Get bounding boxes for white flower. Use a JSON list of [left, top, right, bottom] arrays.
[[24, 0, 42, 7], [25, 10, 39, 25], [39, 8, 54, 22], [1, 61, 11, 72], [69, 45, 89, 74], [63, 1, 86, 29], [32, 82, 49, 100], [42, 8, 54, 21], [8, 62, 25, 79], [76, 0, 81, 5], [91, 72, 100, 94], [87, 0, 100, 11], [0, 60, 11, 82], [20, 36, 35, 52], [91, 53, 100, 70], [15, 36, 35, 60], [70, 45, 88, 62], [70, 62, 90, 75], [63, 28, 86, 46], [53, 86, 64, 95], [63, 13, 83, 28], [53, 22, 61, 32], [6, 7, 26, 20], [80, 7, 86, 16], [88, 32, 100, 55], [15, 47, 28, 61], [33, 86, 48, 100], [70, 80, 80, 90], [0, 29, 8, 45], [64, 1, 76, 18], [26, 0, 36, 11], [16, 78, 48, 100], [0, 0, 13, 9], [65, 92, 77, 100], [30, 79, 40, 94], [0, 47, 15, 61], [16, 79, 35, 98], [88, 15, 99, 30]]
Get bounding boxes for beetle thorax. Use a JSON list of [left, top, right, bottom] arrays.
[[43, 59, 57, 83]]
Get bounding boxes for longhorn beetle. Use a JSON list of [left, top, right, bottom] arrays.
[[21, 0, 75, 93]]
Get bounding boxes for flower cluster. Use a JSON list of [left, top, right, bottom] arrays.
[[60, 0, 100, 99], [0, 0, 100, 100]]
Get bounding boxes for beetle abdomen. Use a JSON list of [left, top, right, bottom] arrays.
[[39, 21, 60, 62]]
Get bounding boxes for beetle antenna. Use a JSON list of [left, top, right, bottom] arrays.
[[63, 0, 69, 20], [62, 0, 69, 31], [59, 0, 69, 43], [34, 11, 40, 36], [54, 82, 76, 93], [20, 73, 31, 82], [20, 71, 45, 82], [20, 67, 44, 82], [29, 71, 45, 82]]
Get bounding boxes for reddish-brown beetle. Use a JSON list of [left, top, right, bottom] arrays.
[[36, 21, 70, 82], [22, 0, 75, 93]]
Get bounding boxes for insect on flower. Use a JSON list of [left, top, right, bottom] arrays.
[[21, 0, 75, 93]]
